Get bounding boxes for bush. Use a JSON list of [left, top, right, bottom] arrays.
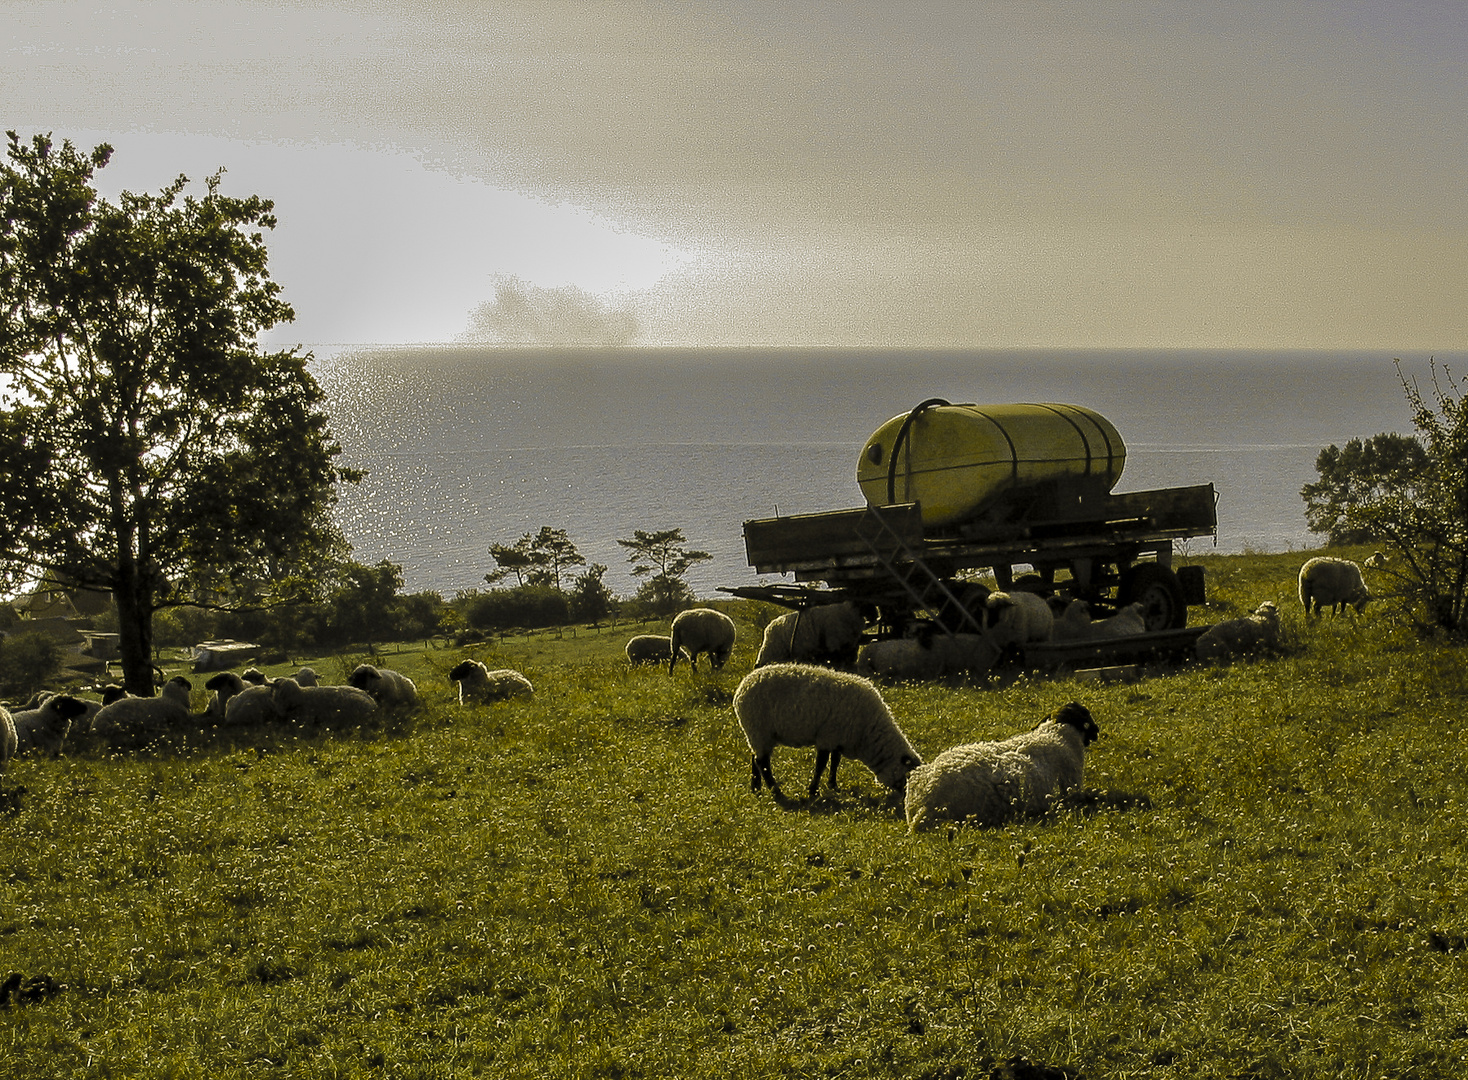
[[458, 585, 570, 632], [0, 630, 63, 699]]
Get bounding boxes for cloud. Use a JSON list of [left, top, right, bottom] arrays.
[[458, 277, 640, 347]]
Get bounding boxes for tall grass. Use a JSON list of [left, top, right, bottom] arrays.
[[3, 549, 1467, 1078]]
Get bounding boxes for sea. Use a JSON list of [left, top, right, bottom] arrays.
[[307, 347, 1456, 600]]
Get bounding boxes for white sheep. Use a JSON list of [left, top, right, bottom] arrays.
[[904, 701, 1101, 831], [221, 684, 281, 727], [448, 660, 534, 704], [346, 663, 420, 707], [731, 662, 922, 799], [89, 676, 195, 748], [1048, 599, 1094, 642], [625, 635, 674, 665], [668, 607, 737, 673], [1195, 601, 1283, 663], [9, 694, 89, 758], [1087, 602, 1148, 639], [269, 677, 377, 727], [204, 671, 248, 719], [854, 631, 1000, 682], [754, 601, 868, 666], [1299, 556, 1371, 616], [241, 668, 271, 686], [983, 591, 1054, 649], [1, 706, 15, 780]]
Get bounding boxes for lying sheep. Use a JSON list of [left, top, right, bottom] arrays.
[[1299, 556, 1371, 616], [904, 701, 1101, 831], [222, 684, 280, 727], [204, 671, 248, 719], [346, 663, 419, 707], [732, 662, 922, 798], [1048, 599, 1094, 642], [9, 694, 89, 757], [89, 676, 195, 749], [0, 706, 14, 779], [754, 601, 868, 666], [1195, 601, 1282, 663], [855, 631, 1001, 682], [269, 677, 377, 727], [448, 660, 534, 704], [625, 635, 674, 665], [668, 607, 737, 673], [241, 668, 271, 686], [1087, 602, 1148, 639], [984, 591, 1054, 649]]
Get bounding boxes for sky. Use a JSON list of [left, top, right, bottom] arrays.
[[3, 0, 1466, 350]]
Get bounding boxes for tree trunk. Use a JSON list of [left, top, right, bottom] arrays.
[[113, 561, 157, 697]]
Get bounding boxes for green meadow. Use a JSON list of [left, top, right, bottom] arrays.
[[4, 546, 1467, 1079]]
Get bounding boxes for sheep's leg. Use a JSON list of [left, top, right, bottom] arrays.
[[753, 754, 779, 794], [810, 748, 842, 797], [828, 749, 842, 790]]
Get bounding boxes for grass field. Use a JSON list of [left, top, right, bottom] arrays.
[[3, 547, 1467, 1078]]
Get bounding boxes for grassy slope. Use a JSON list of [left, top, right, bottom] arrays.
[[3, 549, 1467, 1079]]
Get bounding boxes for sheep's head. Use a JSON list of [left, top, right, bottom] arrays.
[[241, 668, 269, 686], [877, 751, 922, 794], [347, 664, 380, 690], [44, 695, 89, 724], [1054, 701, 1100, 745], [448, 659, 487, 683]]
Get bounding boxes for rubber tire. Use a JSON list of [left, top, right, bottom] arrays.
[[1118, 563, 1188, 631]]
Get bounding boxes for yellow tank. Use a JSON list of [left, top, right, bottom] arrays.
[[856, 399, 1126, 528]]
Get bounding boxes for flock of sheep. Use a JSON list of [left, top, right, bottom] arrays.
[[1, 553, 1375, 835]]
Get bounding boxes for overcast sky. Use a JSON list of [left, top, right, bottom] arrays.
[[4, 1, 1466, 349]]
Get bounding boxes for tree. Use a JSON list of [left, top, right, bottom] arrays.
[[485, 526, 585, 589], [1301, 432, 1428, 545], [567, 563, 615, 626], [1342, 360, 1468, 635], [616, 527, 710, 616], [0, 132, 359, 694]]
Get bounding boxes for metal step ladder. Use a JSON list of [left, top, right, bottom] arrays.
[[855, 505, 985, 636]]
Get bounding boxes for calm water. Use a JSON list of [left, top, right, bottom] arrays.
[[309, 347, 1447, 598]]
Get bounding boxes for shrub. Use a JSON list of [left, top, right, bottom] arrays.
[[0, 630, 63, 698]]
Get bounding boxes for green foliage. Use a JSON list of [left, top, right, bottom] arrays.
[[617, 527, 710, 617], [0, 629, 62, 698], [567, 563, 615, 626], [486, 526, 586, 590], [1341, 361, 1468, 635], [458, 584, 571, 632], [0, 131, 358, 694], [1301, 431, 1427, 545], [4, 550, 1468, 1078]]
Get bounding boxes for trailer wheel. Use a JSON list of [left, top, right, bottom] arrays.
[[1119, 563, 1187, 631]]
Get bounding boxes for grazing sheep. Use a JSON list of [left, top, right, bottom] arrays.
[[448, 660, 534, 704], [1195, 601, 1283, 663], [983, 591, 1054, 649], [1048, 599, 1094, 642], [204, 671, 248, 719], [89, 676, 195, 749], [668, 607, 737, 673], [9, 694, 88, 757], [269, 677, 377, 727], [0, 706, 15, 779], [1299, 556, 1372, 616], [625, 635, 674, 665], [732, 662, 922, 798], [904, 701, 1101, 831], [221, 684, 281, 727], [855, 631, 1001, 682], [346, 663, 420, 707], [754, 601, 868, 666]]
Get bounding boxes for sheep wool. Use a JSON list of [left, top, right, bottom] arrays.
[[204, 671, 249, 719], [222, 684, 281, 727], [1299, 556, 1371, 616], [1195, 601, 1282, 663], [270, 677, 377, 727], [732, 662, 922, 798], [983, 591, 1054, 648], [89, 677, 195, 750], [1087, 602, 1147, 639], [347, 664, 420, 707], [754, 601, 868, 666], [0, 706, 15, 779], [448, 660, 534, 704], [625, 635, 674, 665], [10, 695, 88, 758], [668, 608, 737, 673], [854, 632, 1000, 682], [1048, 599, 1093, 642], [905, 701, 1101, 831]]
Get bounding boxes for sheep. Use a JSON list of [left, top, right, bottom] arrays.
[[731, 662, 922, 799], [1048, 599, 1094, 642], [0, 706, 14, 780], [753, 601, 868, 666], [855, 631, 1001, 682], [904, 701, 1101, 832], [222, 683, 281, 727], [89, 676, 195, 749], [8, 694, 89, 758], [625, 634, 674, 665], [1299, 556, 1371, 616], [448, 659, 534, 704], [204, 671, 248, 719], [292, 666, 320, 687], [1086, 602, 1148, 639], [1195, 601, 1282, 663], [269, 677, 377, 727], [241, 668, 271, 686], [668, 607, 737, 673], [983, 591, 1054, 649], [346, 663, 420, 707], [240, 666, 318, 687]]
